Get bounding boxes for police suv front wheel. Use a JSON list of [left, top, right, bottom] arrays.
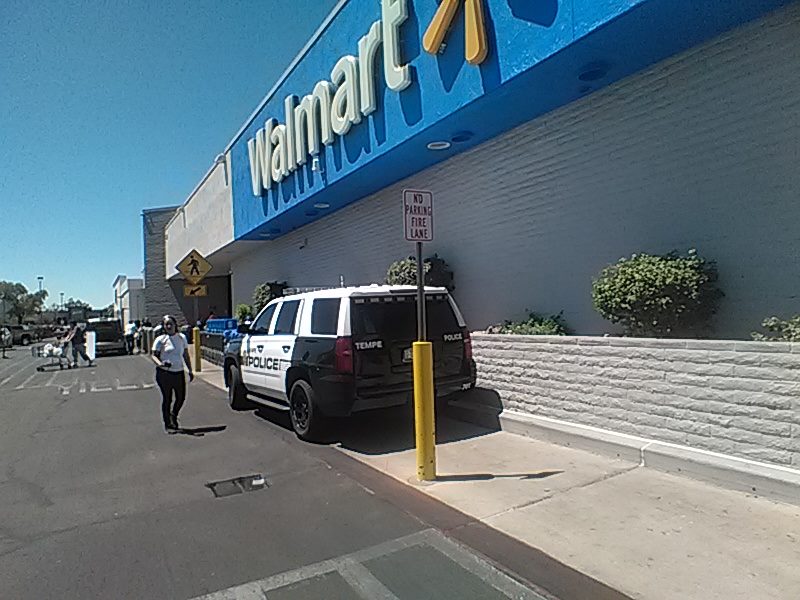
[[289, 379, 325, 441], [227, 366, 250, 410]]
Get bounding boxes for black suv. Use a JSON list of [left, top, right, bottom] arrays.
[[223, 285, 476, 440]]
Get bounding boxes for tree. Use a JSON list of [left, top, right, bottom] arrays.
[[236, 304, 253, 322], [64, 298, 92, 310], [385, 254, 455, 291], [0, 281, 48, 324], [252, 282, 287, 312], [592, 249, 723, 338], [0, 282, 26, 323]]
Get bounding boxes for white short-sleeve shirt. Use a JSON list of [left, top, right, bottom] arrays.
[[153, 333, 188, 372]]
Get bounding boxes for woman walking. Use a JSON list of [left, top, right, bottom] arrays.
[[151, 315, 194, 432]]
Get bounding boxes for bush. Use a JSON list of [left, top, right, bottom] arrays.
[[592, 249, 723, 338], [252, 281, 287, 312], [492, 312, 571, 335], [385, 254, 454, 291], [235, 304, 253, 322], [752, 316, 800, 342]]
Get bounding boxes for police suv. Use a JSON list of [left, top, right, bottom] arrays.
[[223, 285, 476, 440]]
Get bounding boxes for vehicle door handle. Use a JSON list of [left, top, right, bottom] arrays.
[[257, 345, 264, 352], [282, 346, 290, 353]]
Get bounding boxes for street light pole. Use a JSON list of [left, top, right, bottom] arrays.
[[37, 277, 44, 324]]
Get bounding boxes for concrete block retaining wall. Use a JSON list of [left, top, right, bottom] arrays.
[[471, 334, 800, 468]]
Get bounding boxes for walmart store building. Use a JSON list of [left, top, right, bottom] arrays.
[[165, 0, 800, 338]]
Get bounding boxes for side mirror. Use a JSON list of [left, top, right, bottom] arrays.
[[237, 323, 250, 334]]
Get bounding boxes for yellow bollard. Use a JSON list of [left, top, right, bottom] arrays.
[[193, 326, 202, 373], [413, 341, 436, 481]]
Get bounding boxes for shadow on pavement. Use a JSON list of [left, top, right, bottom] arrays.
[[433, 471, 563, 483], [252, 388, 503, 456], [175, 425, 227, 437]]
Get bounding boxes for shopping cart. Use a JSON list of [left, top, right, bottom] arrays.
[[31, 342, 72, 371]]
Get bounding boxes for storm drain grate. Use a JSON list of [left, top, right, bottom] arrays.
[[206, 474, 269, 498]]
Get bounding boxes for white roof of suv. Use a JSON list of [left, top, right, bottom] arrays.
[[279, 285, 450, 301]]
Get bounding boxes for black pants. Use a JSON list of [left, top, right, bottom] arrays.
[[156, 369, 186, 427]]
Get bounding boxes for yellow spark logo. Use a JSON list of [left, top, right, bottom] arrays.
[[423, 0, 488, 65]]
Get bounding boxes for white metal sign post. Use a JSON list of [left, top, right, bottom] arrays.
[[403, 188, 436, 481]]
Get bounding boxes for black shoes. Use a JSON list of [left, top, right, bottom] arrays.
[[163, 416, 180, 433]]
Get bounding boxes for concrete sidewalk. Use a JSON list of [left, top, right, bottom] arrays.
[[194, 361, 800, 600]]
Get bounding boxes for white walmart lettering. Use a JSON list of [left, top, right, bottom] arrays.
[[248, 0, 410, 195]]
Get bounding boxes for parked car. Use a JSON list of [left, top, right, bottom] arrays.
[[1, 324, 38, 346], [223, 285, 476, 440], [86, 319, 127, 356]]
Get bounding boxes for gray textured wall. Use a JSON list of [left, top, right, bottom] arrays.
[[143, 207, 183, 323], [230, 6, 800, 339], [472, 334, 800, 467]]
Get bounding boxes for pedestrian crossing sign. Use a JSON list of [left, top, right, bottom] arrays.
[[177, 249, 212, 285], [183, 284, 208, 298]]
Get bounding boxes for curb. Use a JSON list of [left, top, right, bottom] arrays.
[[447, 395, 800, 507]]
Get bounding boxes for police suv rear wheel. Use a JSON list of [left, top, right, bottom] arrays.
[[227, 366, 250, 410], [289, 379, 324, 441]]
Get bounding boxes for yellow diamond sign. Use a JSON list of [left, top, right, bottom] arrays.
[[423, 0, 488, 66], [183, 284, 208, 298], [177, 249, 212, 285]]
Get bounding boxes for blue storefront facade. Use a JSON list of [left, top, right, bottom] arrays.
[[227, 0, 792, 239], [165, 0, 800, 337]]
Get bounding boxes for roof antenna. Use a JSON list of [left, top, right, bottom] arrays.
[[339, 275, 345, 287]]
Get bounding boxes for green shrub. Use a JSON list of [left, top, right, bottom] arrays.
[[494, 312, 571, 336], [385, 254, 454, 291], [591, 249, 723, 338], [235, 304, 253, 322], [253, 281, 287, 312], [751, 316, 800, 342]]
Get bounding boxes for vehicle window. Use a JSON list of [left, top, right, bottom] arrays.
[[311, 298, 340, 335], [274, 300, 301, 335], [251, 304, 277, 335], [352, 296, 459, 338]]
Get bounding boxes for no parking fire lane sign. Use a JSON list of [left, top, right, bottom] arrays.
[[403, 189, 434, 242]]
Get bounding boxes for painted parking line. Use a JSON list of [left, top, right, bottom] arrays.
[[338, 559, 399, 600], [1, 361, 35, 387], [115, 379, 139, 391], [14, 374, 39, 390], [191, 529, 544, 600]]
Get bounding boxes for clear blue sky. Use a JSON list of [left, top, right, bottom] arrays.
[[0, 0, 338, 308]]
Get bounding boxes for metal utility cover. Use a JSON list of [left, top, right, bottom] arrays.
[[206, 474, 268, 498]]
